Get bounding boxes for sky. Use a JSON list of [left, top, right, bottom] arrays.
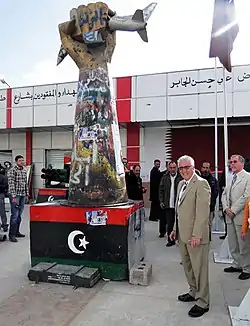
[[0, 0, 250, 88]]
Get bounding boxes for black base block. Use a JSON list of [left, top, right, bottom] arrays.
[[27, 262, 101, 288]]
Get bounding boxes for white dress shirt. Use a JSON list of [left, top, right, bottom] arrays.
[[178, 173, 194, 207], [169, 174, 176, 208]]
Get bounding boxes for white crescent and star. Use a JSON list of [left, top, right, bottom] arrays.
[[68, 230, 89, 254]]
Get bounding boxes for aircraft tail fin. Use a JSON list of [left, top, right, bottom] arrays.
[[132, 9, 144, 22], [142, 2, 157, 22], [137, 28, 148, 43]]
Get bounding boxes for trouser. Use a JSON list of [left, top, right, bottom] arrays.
[[9, 195, 25, 237], [0, 193, 7, 226], [179, 239, 210, 309], [227, 222, 250, 273], [222, 212, 227, 236], [149, 200, 161, 221], [166, 208, 175, 242], [209, 211, 214, 241]]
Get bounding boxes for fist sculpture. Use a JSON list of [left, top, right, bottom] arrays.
[[58, 2, 116, 69]]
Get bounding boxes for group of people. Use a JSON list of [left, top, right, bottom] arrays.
[[123, 154, 250, 318], [0, 155, 28, 242], [149, 159, 219, 246]]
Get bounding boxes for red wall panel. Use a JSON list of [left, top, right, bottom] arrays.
[[171, 126, 250, 171]]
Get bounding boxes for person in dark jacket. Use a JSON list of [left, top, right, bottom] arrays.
[[201, 162, 219, 241], [0, 168, 8, 232], [159, 161, 182, 245], [149, 159, 163, 221], [125, 165, 146, 201]]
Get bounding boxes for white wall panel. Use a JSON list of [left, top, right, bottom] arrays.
[[9, 133, 25, 149], [57, 103, 75, 126], [198, 68, 233, 93], [51, 131, 72, 149], [168, 70, 199, 95], [12, 106, 33, 128], [0, 134, 9, 150], [111, 78, 116, 99], [233, 65, 250, 92], [0, 109, 6, 128], [199, 93, 233, 119], [0, 89, 7, 109], [33, 132, 52, 149], [33, 85, 57, 106], [168, 95, 199, 120], [135, 97, 167, 122], [140, 127, 166, 182], [136, 73, 167, 98], [12, 87, 33, 107], [57, 82, 77, 104], [34, 105, 57, 127], [233, 91, 250, 117]]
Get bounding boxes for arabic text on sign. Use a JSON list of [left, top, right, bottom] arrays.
[[169, 72, 250, 89], [13, 88, 77, 105], [0, 95, 6, 102]]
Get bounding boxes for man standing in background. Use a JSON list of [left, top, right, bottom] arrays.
[[159, 161, 182, 244], [149, 159, 162, 222], [7, 155, 28, 242], [201, 162, 219, 241], [0, 167, 8, 232], [222, 154, 250, 280]]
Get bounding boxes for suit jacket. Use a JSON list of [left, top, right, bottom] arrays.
[[173, 173, 211, 244], [222, 169, 250, 226], [159, 172, 182, 208]]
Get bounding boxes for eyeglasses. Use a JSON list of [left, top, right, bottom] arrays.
[[230, 160, 238, 164], [179, 165, 192, 171]]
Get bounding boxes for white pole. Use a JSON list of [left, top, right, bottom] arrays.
[[223, 67, 229, 186], [214, 58, 218, 181], [214, 58, 219, 231]]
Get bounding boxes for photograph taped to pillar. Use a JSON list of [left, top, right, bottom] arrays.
[[86, 210, 108, 226], [69, 67, 128, 206]]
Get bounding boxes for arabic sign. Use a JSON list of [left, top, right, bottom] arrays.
[[0, 90, 7, 109], [167, 66, 250, 95], [12, 83, 77, 107]]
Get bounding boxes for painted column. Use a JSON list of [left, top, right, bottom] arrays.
[[26, 130, 32, 165], [58, 3, 127, 206]]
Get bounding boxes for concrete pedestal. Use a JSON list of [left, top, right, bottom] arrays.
[[29, 200, 145, 280]]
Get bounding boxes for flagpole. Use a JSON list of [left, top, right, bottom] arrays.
[[223, 67, 229, 185], [214, 57, 218, 181], [214, 57, 219, 231]]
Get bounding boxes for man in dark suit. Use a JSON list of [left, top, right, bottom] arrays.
[[149, 159, 162, 221], [159, 161, 182, 244]]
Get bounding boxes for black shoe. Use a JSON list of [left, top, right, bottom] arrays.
[[9, 236, 18, 243], [16, 233, 25, 238], [220, 235, 226, 240], [159, 234, 165, 238], [238, 272, 250, 280], [1, 224, 8, 232], [224, 266, 242, 273], [166, 241, 175, 247], [178, 293, 195, 302], [188, 305, 209, 318]]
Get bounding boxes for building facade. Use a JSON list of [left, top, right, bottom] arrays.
[[0, 64, 250, 199]]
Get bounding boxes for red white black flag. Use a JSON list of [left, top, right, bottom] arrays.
[[209, 0, 239, 72]]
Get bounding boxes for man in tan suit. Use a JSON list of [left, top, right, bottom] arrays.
[[170, 155, 211, 318], [222, 154, 250, 280]]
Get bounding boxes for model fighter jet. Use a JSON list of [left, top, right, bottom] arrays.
[[57, 2, 157, 66]]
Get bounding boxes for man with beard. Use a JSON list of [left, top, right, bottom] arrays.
[[201, 162, 219, 241], [125, 165, 146, 201], [159, 161, 182, 243], [149, 159, 162, 222]]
